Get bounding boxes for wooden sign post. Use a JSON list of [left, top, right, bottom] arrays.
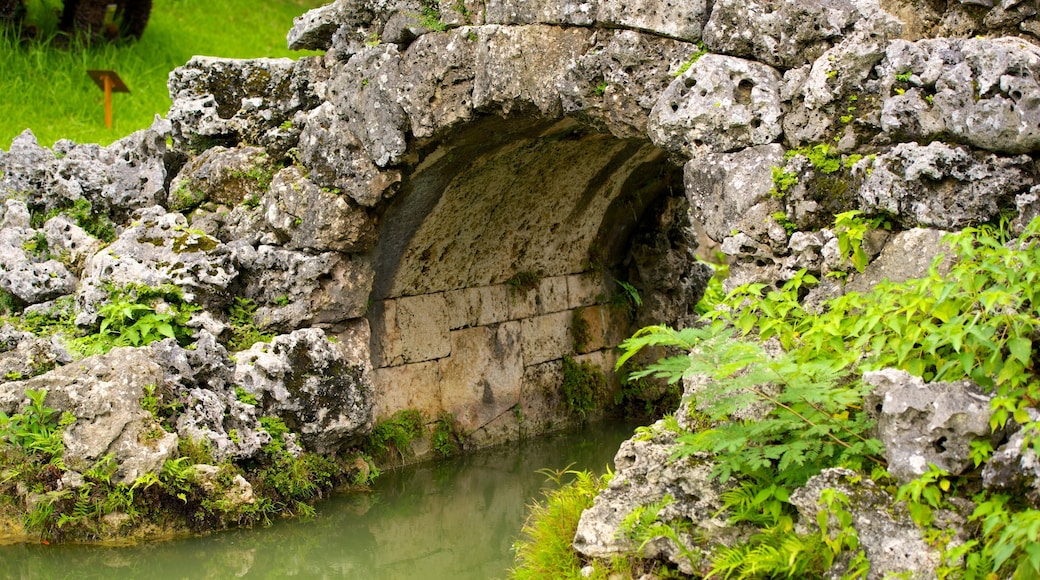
[[86, 70, 130, 129]]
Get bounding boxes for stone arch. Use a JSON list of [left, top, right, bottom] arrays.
[[166, 22, 719, 449], [366, 111, 696, 446]]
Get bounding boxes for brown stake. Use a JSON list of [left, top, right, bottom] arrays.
[[86, 70, 131, 130]]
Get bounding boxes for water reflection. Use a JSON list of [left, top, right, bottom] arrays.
[[0, 422, 635, 579]]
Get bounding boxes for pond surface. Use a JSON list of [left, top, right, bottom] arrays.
[[0, 421, 636, 579]]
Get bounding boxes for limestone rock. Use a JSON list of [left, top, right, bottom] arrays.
[[595, 0, 708, 42], [42, 216, 103, 276], [397, 28, 479, 139], [877, 37, 1040, 153], [233, 326, 374, 454], [167, 57, 302, 151], [326, 45, 409, 167], [484, 0, 596, 29], [853, 141, 1032, 229], [471, 25, 592, 118], [0, 325, 62, 382], [230, 243, 374, 331], [287, 1, 346, 51], [982, 409, 1040, 506], [573, 421, 744, 575], [168, 146, 272, 210], [0, 348, 178, 484], [0, 130, 51, 201], [48, 118, 170, 220], [0, 216, 77, 305], [648, 54, 783, 156], [789, 468, 941, 579], [864, 369, 994, 483], [76, 207, 237, 322], [843, 228, 949, 294], [560, 30, 706, 139], [262, 166, 375, 252], [703, 0, 865, 69], [684, 144, 787, 247], [296, 102, 399, 207]]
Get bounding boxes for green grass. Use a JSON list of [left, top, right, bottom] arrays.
[[0, 0, 326, 148]]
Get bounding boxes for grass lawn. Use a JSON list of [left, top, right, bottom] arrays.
[[0, 0, 327, 148]]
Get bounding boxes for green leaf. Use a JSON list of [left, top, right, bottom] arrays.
[[1009, 337, 1032, 365]]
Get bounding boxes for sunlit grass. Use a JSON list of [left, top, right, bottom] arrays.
[[0, 0, 326, 147]]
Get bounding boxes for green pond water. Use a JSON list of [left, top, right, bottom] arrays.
[[0, 421, 636, 579]]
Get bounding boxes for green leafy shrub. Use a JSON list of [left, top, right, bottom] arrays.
[[73, 284, 198, 356], [616, 216, 1040, 576]]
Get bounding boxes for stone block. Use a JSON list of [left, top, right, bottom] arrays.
[[567, 272, 608, 309], [538, 275, 570, 314], [439, 322, 523, 438], [520, 360, 573, 434], [371, 361, 443, 421], [372, 294, 451, 367], [572, 304, 630, 354], [475, 285, 512, 326], [521, 311, 575, 365], [443, 289, 470, 330]]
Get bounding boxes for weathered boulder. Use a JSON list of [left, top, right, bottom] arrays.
[[853, 141, 1032, 229], [229, 242, 374, 331], [75, 207, 236, 323], [0, 348, 178, 484], [878, 37, 1040, 153], [864, 369, 995, 483], [262, 166, 375, 252], [167, 57, 313, 152], [0, 209, 78, 305], [684, 144, 787, 249], [0, 325, 63, 381], [233, 326, 374, 454], [296, 102, 399, 207], [42, 215, 104, 276], [0, 130, 52, 201], [573, 421, 743, 575], [789, 468, 942, 579], [167, 146, 272, 210], [648, 54, 783, 156]]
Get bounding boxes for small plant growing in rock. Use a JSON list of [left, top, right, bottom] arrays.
[[505, 270, 541, 295], [226, 297, 274, 352], [834, 210, 882, 273], [560, 356, 607, 421], [367, 409, 425, 461], [769, 166, 798, 198], [431, 412, 460, 457], [74, 284, 198, 356]]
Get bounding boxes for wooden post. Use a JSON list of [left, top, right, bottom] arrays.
[[103, 74, 113, 129], [86, 70, 130, 130]]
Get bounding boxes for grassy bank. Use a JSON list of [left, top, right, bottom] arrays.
[[0, 0, 325, 148]]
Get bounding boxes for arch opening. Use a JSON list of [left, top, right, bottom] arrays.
[[366, 114, 691, 448]]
